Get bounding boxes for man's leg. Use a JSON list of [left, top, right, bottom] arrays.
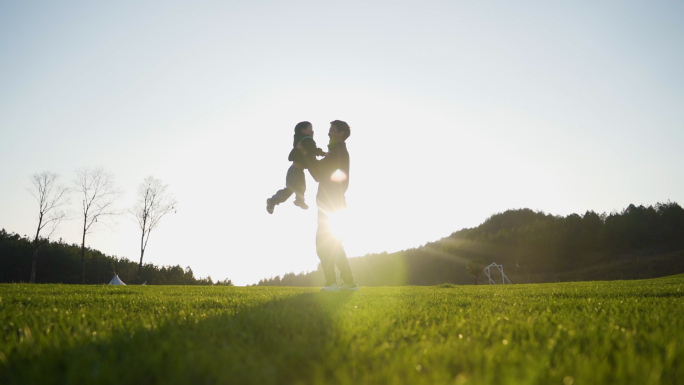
[[316, 209, 355, 285], [316, 210, 338, 285], [334, 241, 354, 285]]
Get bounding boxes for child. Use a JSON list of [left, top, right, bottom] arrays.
[[266, 121, 325, 214]]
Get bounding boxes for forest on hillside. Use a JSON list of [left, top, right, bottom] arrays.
[[257, 201, 684, 286], [0, 230, 226, 285]]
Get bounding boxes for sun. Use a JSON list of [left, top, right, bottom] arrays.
[[327, 209, 351, 241]]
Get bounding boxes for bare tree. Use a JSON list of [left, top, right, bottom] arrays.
[[28, 172, 70, 283], [73, 167, 122, 283], [131, 176, 177, 278]]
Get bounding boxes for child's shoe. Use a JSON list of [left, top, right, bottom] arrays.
[[293, 199, 309, 210], [266, 198, 275, 214]]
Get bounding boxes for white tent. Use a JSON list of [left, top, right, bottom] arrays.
[[108, 274, 126, 285]]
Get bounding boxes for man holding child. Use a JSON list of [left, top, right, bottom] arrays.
[[299, 120, 359, 292]]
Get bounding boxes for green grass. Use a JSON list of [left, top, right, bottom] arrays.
[[1, 277, 683, 384]]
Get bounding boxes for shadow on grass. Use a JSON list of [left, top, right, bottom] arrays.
[[2, 291, 356, 385]]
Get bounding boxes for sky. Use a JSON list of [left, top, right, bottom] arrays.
[[1, 1, 683, 286]]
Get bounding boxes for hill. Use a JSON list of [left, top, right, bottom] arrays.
[[258, 201, 684, 286]]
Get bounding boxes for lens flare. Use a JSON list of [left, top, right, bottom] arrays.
[[327, 209, 350, 240], [330, 169, 347, 182]]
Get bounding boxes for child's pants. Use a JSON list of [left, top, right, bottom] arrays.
[[269, 164, 306, 205]]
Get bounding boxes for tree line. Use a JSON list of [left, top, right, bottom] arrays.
[[0, 229, 227, 285], [21, 169, 177, 284], [256, 201, 684, 286]]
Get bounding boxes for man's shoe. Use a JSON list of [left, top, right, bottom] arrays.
[[266, 199, 274, 214], [294, 200, 309, 210], [321, 283, 339, 292], [339, 282, 359, 291]]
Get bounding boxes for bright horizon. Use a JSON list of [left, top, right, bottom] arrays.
[[1, 1, 683, 286]]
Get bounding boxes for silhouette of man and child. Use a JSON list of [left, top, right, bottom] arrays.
[[267, 120, 359, 292]]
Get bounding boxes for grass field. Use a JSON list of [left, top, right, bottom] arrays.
[[1, 277, 683, 384]]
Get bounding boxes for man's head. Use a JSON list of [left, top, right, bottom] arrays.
[[294, 121, 312, 136], [329, 120, 350, 143]]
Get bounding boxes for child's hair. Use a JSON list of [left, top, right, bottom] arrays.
[[294, 121, 311, 135]]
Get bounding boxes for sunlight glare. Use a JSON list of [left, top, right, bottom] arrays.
[[330, 169, 347, 182], [327, 209, 351, 241]]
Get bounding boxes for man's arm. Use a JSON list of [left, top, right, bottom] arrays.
[[300, 147, 337, 182], [305, 152, 328, 182], [300, 137, 326, 157]]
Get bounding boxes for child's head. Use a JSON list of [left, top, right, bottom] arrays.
[[294, 121, 312, 136]]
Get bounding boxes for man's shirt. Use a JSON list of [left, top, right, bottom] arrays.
[[306, 141, 350, 212]]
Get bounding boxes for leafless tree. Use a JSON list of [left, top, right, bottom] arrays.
[[131, 176, 177, 278], [73, 167, 122, 283], [28, 172, 70, 283]]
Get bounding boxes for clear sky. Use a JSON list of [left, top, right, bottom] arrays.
[[1, 1, 683, 286]]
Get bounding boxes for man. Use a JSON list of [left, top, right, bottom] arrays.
[[299, 120, 359, 291]]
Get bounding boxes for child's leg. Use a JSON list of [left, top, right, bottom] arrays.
[[268, 165, 298, 206], [287, 166, 306, 198], [289, 167, 308, 209], [269, 187, 294, 205]]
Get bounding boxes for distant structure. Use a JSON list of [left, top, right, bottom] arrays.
[[108, 274, 126, 285], [484, 262, 512, 284]]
